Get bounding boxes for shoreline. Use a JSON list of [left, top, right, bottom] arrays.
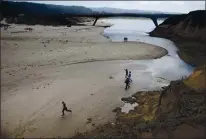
[[72, 44, 205, 139], [1, 21, 168, 70], [1, 21, 168, 138], [73, 17, 206, 138]]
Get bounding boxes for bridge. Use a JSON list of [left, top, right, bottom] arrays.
[[62, 13, 178, 27]]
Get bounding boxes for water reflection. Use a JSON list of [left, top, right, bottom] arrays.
[[121, 102, 138, 114], [101, 19, 194, 83]]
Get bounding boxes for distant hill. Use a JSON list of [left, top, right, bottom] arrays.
[[0, 1, 93, 17], [0, 1, 181, 26], [0, 1, 179, 17], [0, 1, 94, 25], [91, 7, 179, 14]]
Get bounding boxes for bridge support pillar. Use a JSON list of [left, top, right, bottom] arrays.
[[151, 17, 158, 27], [93, 17, 99, 26]]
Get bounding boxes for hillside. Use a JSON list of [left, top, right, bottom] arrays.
[[0, 1, 179, 26], [150, 10, 206, 41], [0, 1, 93, 16], [91, 7, 178, 14], [0, 1, 94, 25], [150, 10, 206, 66]]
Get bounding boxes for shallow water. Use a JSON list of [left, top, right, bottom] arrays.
[[1, 19, 195, 138], [101, 19, 194, 86], [121, 102, 138, 113]]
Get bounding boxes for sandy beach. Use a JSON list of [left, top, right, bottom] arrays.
[[1, 21, 167, 138]]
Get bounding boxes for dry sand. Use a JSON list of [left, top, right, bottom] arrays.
[[1, 21, 167, 138]]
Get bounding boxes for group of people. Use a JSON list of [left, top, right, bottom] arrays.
[[61, 68, 133, 116], [124, 69, 132, 90]]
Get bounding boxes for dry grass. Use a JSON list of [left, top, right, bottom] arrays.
[[184, 65, 206, 90]]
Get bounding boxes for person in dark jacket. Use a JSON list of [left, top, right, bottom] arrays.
[[128, 71, 132, 82], [125, 69, 128, 78], [62, 101, 72, 116], [125, 77, 130, 90]]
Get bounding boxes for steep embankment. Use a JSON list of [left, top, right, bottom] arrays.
[[146, 11, 206, 138], [72, 10, 206, 139], [149, 11, 206, 138], [150, 10, 206, 66], [138, 10, 206, 138]]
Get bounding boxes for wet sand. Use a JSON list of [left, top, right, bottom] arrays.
[[1, 21, 167, 138]]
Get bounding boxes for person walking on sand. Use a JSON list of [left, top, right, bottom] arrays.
[[128, 71, 132, 82], [125, 77, 130, 90], [62, 101, 72, 116], [125, 69, 128, 78]]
